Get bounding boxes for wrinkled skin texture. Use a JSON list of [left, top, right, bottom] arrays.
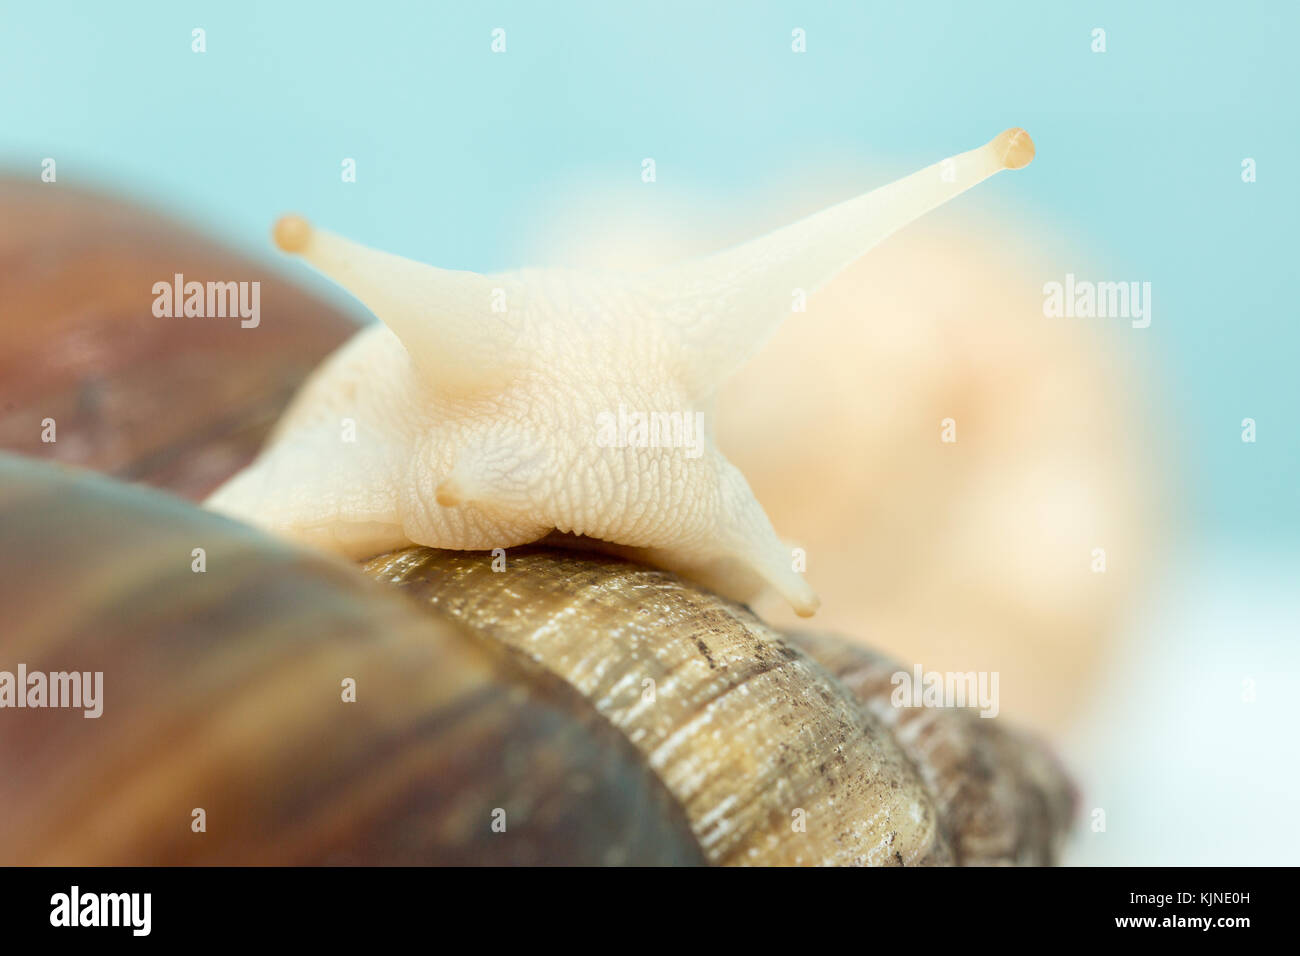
[[208, 308, 806, 611]]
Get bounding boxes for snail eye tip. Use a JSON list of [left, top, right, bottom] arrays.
[[994, 128, 1035, 170], [273, 214, 313, 253]]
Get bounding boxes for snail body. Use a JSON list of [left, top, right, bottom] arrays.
[[205, 129, 1035, 617]]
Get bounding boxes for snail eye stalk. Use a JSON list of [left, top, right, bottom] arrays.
[[270, 214, 521, 395], [656, 128, 1037, 395]]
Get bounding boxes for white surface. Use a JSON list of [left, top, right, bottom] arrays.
[[1063, 544, 1300, 865]]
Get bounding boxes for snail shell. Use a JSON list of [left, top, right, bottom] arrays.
[[0, 177, 358, 499], [0, 454, 1073, 864], [0, 453, 701, 865], [784, 632, 1076, 865], [367, 547, 1076, 865], [366, 547, 952, 865]]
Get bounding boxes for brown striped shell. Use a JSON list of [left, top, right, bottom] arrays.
[[0, 453, 1073, 864], [0, 453, 701, 865]]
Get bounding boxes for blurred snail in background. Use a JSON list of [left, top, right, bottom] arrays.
[[539, 138, 1158, 733], [0, 131, 1078, 865]]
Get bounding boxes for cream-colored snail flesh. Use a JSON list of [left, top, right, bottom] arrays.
[[204, 129, 1036, 617]]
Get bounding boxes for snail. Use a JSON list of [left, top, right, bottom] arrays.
[[0, 144, 1076, 865], [0, 452, 1072, 865], [204, 129, 1036, 617]]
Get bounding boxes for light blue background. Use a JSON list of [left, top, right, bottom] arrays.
[[4, 0, 1294, 543], [3, 1, 1296, 864]]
